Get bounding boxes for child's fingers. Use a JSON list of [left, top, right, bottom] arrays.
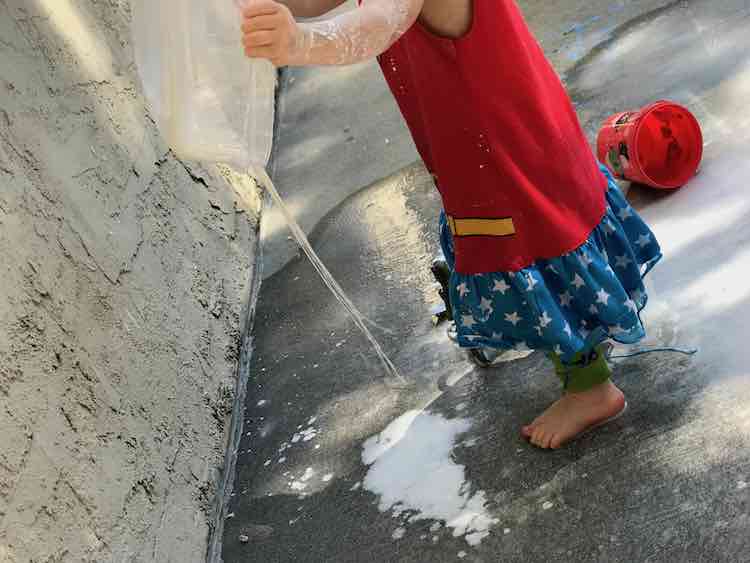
[[241, 14, 279, 33], [242, 0, 281, 19], [239, 0, 293, 65], [243, 30, 275, 48], [244, 44, 277, 60]]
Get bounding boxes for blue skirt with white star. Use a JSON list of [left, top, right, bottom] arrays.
[[440, 165, 662, 363]]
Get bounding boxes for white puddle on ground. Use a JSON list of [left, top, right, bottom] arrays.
[[362, 410, 498, 546]]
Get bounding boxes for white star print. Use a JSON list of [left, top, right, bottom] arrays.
[[589, 304, 599, 315], [492, 279, 510, 294], [596, 288, 611, 306], [559, 291, 573, 307], [618, 207, 633, 221], [480, 297, 494, 315], [539, 311, 552, 328], [461, 314, 476, 328], [609, 324, 627, 336], [546, 264, 559, 275], [636, 233, 652, 248], [563, 322, 572, 337], [505, 311, 522, 326], [554, 345, 563, 356], [579, 252, 594, 268], [535, 325, 543, 336], [572, 273, 586, 290], [457, 282, 470, 298], [526, 274, 538, 292], [625, 298, 638, 313], [615, 254, 633, 269]]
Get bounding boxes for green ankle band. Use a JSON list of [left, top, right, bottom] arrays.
[[549, 346, 612, 393]]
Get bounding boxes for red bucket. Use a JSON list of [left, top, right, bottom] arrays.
[[597, 101, 703, 189]]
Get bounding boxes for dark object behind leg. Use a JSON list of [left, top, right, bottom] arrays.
[[431, 257, 453, 322]]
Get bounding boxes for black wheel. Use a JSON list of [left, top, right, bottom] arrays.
[[467, 348, 501, 368], [430, 257, 453, 319]]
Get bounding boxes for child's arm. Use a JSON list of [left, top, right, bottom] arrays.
[[275, 0, 347, 18], [241, 0, 423, 67]]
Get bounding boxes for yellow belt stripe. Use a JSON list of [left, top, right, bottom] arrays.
[[448, 216, 516, 237]]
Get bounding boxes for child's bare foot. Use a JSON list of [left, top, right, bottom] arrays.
[[521, 381, 626, 449]]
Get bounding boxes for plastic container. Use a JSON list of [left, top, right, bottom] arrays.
[[597, 101, 703, 189], [131, 0, 276, 169]]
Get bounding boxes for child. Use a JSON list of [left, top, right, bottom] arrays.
[[241, 0, 662, 449]]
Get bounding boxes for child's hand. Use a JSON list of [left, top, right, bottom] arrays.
[[241, 0, 299, 66]]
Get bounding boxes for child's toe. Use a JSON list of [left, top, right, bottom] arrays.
[[541, 433, 554, 449], [550, 433, 564, 449], [531, 427, 546, 447]]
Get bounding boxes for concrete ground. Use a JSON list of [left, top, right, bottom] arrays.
[[223, 1, 750, 561]]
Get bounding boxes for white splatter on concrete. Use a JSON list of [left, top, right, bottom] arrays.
[[458, 551, 467, 559], [362, 410, 498, 546], [542, 501, 554, 510], [738, 480, 747, 490], [322, 473, 334, 482], [257, 399, 268, 407], [465, 530, 490, 546], [290, 481, 307, 491], [455, 402, 468, 412], [350, 481, 362, 491], [392, 527, 406, 540]]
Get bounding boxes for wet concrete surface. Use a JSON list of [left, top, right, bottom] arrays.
[[224, 1, 750, 561]]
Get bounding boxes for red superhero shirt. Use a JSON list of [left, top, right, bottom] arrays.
[[374, 0, 606, 274]]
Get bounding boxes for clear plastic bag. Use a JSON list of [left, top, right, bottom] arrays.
[[131, 0, 276, 169]]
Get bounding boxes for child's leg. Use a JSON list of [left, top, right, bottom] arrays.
[[549, 346, 612, 393], [521, 345, 626, 449]]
